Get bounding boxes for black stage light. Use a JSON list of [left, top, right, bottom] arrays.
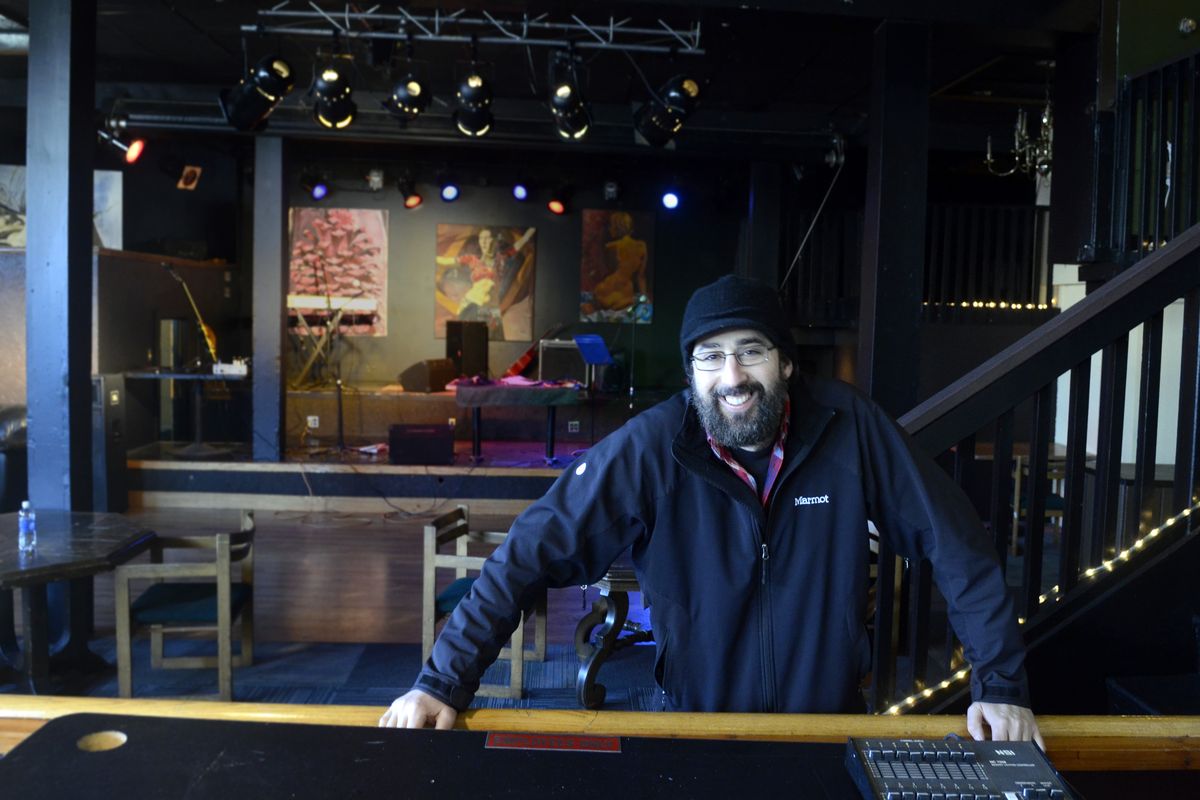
[[633, 75, 701, 147], [454, 72, 493, 137], [312, 63, 357, 129], [220, 55, 295, 132], [398, 177, 423, 209], [383, 74, 430, 121], [550, 80, 590, 140]]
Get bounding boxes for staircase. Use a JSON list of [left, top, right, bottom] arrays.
[[869, 49, 1200, 716]]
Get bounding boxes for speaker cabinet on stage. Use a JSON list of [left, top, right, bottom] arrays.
[[446, 320, 488, 377], [388, 424, 454, 465], [92, 373, 128, 512], [399, 358, 456, 393]]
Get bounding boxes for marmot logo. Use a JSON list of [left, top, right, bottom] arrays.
[[794, 494, 831, 506]]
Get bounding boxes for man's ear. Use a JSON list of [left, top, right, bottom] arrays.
[[781, 356, 794, 381]]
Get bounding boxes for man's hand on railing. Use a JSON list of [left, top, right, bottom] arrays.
[[967, 701, 1045, 750], [378, 689, 458, 729]]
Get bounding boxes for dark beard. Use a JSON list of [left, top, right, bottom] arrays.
[[690, 375, 788, 449]]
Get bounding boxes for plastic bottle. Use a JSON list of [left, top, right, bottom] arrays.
[[17, 500, 36, 553]]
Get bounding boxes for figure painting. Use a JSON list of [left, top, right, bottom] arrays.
[[435, 223, 536, 341], [288, 207, 388, 337], [579, 209, 653, 323]]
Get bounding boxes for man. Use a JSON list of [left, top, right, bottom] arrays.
[[381, 275, 1042, 747]]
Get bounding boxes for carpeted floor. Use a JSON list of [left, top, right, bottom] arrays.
[[3, 636, 663, 712]]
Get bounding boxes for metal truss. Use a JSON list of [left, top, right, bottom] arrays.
[[245, 2, 704, 55]]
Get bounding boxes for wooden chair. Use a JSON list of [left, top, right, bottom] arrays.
[[114, 510, 255, 701], [423, 504, 546, 699]]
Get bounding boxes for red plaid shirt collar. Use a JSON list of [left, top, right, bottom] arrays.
[[705, 396, 790, 508]]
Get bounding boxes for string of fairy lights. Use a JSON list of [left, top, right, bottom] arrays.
[[881, 495, 1200, 715]]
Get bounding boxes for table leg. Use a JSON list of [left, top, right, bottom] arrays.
[[576, 590, 629, 709], [545, 406, 557, 464], [471, 407, 483, 462], [19, 584, 51, 694], [0, 588, 19, 668]]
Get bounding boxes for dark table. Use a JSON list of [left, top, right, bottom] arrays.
[[124, 369, 247, 458], [0, 512, 154, 693], [456, 384, 580, 464]]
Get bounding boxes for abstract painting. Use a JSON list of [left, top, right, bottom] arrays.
[[288, 207, 388, 337]]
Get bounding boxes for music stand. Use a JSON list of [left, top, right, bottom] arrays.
[[573, 334, 614, 446]]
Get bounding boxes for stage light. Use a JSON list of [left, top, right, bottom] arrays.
[[512, 183, 529, 201], [440, 181, 460, 202], [300, 174, 328, 201], [382, 74, 430, 121], [454, 72, 493, 137], [633, 75, 701, 147], [547, 199, 566, 215], [220, 55, 295, 132], [312, 63, 356, 129], [398, 178, 423, 209], [97, 129, 145, 164], [662, 191, 680, 209], [547, 184, 572, 215], [549, 73, 592, 140]]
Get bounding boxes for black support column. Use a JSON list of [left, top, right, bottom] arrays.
[[251, 137, 288, 461], [856, 20, 930, 417], [25, 0, 95, 509], [742, 162, 782, 284]]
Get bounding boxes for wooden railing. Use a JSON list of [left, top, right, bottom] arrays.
[[866, 219, 1200, 714]]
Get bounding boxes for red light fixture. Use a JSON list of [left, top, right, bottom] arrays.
[[124, 138, 145, 164], [398, 177, 423, 209], [547, 198, 566, 215]]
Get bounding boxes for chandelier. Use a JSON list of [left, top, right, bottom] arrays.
[[985, 100, 1053, 178]]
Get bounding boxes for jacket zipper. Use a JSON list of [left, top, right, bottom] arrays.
[[757, 522, 778, 712]]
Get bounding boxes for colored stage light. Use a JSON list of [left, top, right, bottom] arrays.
[[661, 191, 680, 209], [301, 174, 328, 200], [547, 199, 566, 215], [512, 184, 529, 201], [124, 138, 145, 164], [399, 178, 423, 209], [441, 182, 460, 202], [98, 128, 146, 165]]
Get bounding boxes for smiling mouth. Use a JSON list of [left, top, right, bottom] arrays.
[[717, 389, 757, 410]]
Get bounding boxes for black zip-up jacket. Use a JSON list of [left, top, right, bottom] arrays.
[[415, 377, 1030, 713]]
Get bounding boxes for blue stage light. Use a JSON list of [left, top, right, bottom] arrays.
[[662, 191, 680, 209], [441, 183, 460, 202], [512, 184, 528, 201], [311, 182, 328, 200]]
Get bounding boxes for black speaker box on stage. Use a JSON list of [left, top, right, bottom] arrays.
[[388, 424, 454, 465], [92, 373, 128, 512], [398, 358, 456, 393], [445, 320, 488, 377]]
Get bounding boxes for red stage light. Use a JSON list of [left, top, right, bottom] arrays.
[[124, 139, 145, 164], [404, 192, 423, 209], [547, 199, 566, 215]]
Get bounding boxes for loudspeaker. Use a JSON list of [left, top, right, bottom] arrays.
[[388, 424, 454, 465], [446, 320, 488, 377], [398, 358, 456, 393], [92, 373, 128, 512]]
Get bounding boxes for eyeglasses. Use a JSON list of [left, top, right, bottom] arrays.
[[690, 345, 775, 371]]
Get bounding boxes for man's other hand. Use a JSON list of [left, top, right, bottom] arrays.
[[966, 701, 1045, 750], [378, 689, 458, 729]]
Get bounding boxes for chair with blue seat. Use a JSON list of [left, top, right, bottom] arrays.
[[114, 510, 255, 701], [422, 504, 546, 698]]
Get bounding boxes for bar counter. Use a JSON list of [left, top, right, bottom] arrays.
[[2, 695, 1197, 773]]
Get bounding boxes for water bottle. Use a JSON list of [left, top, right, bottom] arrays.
[[17, 500, 36, 554]]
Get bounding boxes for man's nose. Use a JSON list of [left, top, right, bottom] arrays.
[[719, 354, 747, 380]]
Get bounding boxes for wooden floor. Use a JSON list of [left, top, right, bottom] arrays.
[[82, 505, 629, 646]]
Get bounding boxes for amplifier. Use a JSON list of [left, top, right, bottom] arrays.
[[845, 737, 1074, 799], [388, 423, 454, 465], [398, 358, 456, 393]]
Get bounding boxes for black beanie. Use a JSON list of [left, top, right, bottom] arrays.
[[679, 275, 797, 369]]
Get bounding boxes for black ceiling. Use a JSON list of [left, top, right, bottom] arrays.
[[0, 1, 1097, 157]]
